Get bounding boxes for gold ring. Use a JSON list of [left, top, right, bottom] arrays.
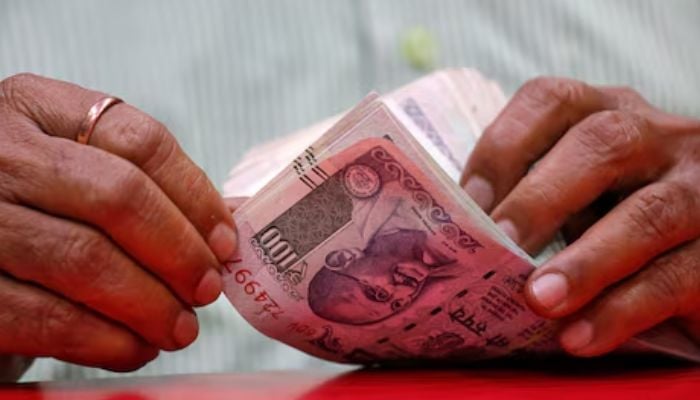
[[76, 97, 123, 145]]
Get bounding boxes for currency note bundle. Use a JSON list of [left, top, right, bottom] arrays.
[[223, 69, 700, 364]]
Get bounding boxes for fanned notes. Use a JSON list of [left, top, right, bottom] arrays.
[[223, 69, 700, 364]]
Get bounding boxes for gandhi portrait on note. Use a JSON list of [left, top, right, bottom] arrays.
[[307, 179, 459, 325]]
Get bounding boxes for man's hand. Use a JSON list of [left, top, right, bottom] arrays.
[[461, 77, 700, 356], [0, 74, 238, 371]]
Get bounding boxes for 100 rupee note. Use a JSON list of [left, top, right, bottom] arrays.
[[225, 100, 558, 363]]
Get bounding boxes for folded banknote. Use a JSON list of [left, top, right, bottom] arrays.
[[223, 69, 700, 363]]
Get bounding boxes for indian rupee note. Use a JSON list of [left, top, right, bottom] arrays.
[[225, 101, 558, 363]]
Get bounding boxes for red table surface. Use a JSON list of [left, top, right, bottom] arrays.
[[2, 357, 699, 400]]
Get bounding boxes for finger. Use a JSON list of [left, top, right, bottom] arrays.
[[599, 86, 654, 112], [461, 77, 611, 211], [0, 73, 237, 264], [556, 239, 700, 356], [490, 110, 665, 252], [0, 117, 221, 306], [0, 274, 158, 372], [0, 202, 198, 350], [525, 180, 700, 318]]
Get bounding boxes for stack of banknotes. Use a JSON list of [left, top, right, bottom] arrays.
[[223, 69, 699, 363]]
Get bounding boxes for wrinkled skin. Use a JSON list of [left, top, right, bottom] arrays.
[[0, 73, 238, 375], [462, 77, 700, 356]]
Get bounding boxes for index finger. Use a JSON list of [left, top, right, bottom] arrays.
[[460, 77, 610, 212], [2, 73, 238, 265]]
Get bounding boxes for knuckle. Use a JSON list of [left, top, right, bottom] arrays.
[[88, 159, 172, 251], [38, 300, 88, 359], [0, 73, 39, 101], [120, 112, 176, 168], [523, 178, 566, 213], [480, 121, 521, 153], [649, 249, 700, 315], [184, 164, 211, 194], [93, 163, 150, 218], [646, 263, 685, 314], [610, 86, 648, 110], [43, 148, 149, 225], [520, 76, 588, 108], [138, 118, 170, 159], [614, 86, 643, 102], [575, 110, 646, 163], [0, 73, 43, 113], [626, 182, 693, 242], [58, 228, 118, 289]]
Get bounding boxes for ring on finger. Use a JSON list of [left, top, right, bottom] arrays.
[[76, 96, 122, 145]]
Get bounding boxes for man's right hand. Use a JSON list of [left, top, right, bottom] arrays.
[[461, 77, 700, 357]]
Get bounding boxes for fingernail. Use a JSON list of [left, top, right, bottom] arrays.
[[463, 175, 494, 210], [208, 223, 238, 262], [174, 310, 199, 348], [194, 269, 222, 305], [560, 320, 594, 352], [530, 272, 569, 310], [496, 218, 520, 244]]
